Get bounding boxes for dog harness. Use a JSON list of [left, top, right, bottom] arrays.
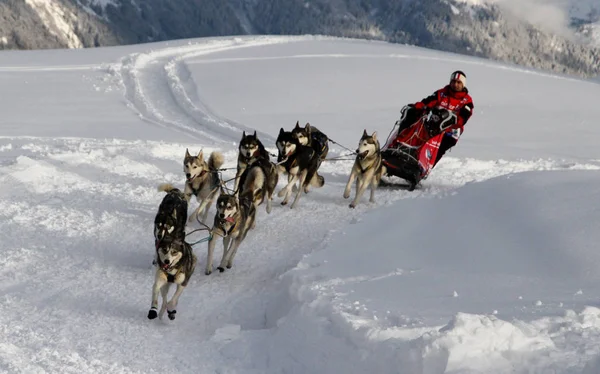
[[216, 217, 238, 237], [358, 149, 382, 175], [189, 170, 220, 197]]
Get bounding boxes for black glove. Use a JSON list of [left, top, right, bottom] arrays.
[[424, 108, 456, 137]]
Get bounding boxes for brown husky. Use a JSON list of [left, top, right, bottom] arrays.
[[183, 149, 225, 223], [343, 130, 387, 208], [205, 192, 256, 275]]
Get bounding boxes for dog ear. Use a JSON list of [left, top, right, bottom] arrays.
[[185, 148, 191, 158], [372, 131, 378, 142], [363, 129, 368, 137], [305, 123, 311, 132], [279, 127, 285, 134], [295, 121, 300, 129], [242, 131, 246, 138], [197, 150, 203, 160], [253, 130, 257, 137]]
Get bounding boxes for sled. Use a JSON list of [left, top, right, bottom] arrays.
[[380, 113, 444, 191]]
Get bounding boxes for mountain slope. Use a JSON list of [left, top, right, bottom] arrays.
[[3, 0, 600, 78]]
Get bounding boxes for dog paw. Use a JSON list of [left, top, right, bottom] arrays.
[[217, 266, 225, 273], [167, 310, 176, 321], [205, 269, 212, 275], [343, 192, 350, 199], [349, 204, 356, 209], [226, 264, 232, 269], [147, 308, 158, 320], [280, 201, 287, 206]]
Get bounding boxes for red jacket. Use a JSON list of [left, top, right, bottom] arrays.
[[415, 85, 474, 138]]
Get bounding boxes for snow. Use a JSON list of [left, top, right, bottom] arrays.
[[1, 35, 600, 373]]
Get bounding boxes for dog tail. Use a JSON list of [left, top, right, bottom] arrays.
[[208, 151, 225, 171], [157, 183, 176, 193]]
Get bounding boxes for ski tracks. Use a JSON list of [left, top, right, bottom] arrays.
[[116, 36, 300, 144]]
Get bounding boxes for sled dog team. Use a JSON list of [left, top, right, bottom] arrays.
[[148, 122, 385, 321], [148, 70, 475, 320]]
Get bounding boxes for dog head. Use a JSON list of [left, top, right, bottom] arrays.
[[215, 193, 239, 225], [356, 130, 380, 160], [291, 121, 312, 146], [183, 148, 208, 183], [276, 128, 298, 162], [156, 238, 184, 271], [239, 130, 265, 160]]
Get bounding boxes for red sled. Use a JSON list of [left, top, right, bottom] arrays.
[[380, 115, 443, 190]]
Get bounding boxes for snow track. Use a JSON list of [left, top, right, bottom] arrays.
[[117, 37, 303, 144]]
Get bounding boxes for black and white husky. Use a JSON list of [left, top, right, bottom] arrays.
[[154, 183, 187, 244], [234, 131, 271, 194], [235, 131, 279, 213], [275, 128, 324, 209], [148, 237, 197, 321]]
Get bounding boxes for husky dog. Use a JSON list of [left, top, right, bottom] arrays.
[[343, 130, 387, 208], [148, 237, 197, 321], [291, 121, 329, 162], [275, 128, 324, 209], [154, 183, 187, 244], [233, 131, 271, 194], [205, 192, 256, 275], [239, 161, 279, 214], [183, 149, 225, 223], [290, 122, 328, 193], [153, 183, 188, 266]]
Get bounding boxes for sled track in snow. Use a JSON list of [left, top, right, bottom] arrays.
[[117, 36, 306, 144]]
